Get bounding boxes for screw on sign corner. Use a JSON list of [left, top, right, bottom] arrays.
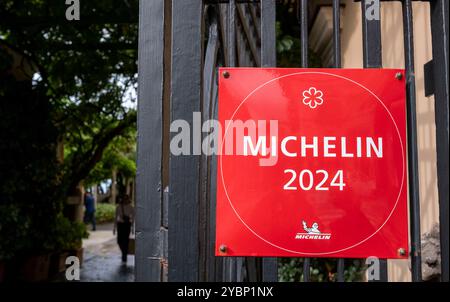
[[222, 71, 230, 79], [398, 248, 407, 257], [395, 72, 403, 80], [219, 244, 227, 254]]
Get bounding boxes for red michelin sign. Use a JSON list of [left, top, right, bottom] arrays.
[[216, 68, 408, 259]]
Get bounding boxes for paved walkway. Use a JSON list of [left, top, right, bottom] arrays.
[[80, 223, 135, 282]]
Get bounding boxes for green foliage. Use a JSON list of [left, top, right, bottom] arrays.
[[0, 1, 138, 259], [276, 22, 294, 54], [0, 47, 13, 71], [275, 5, 323, 68], [1, 0, 138, 195], [0, 76, 65, 259], [84, 129, 136, 187], [95, 203, 116, 224], [279, 258, 366, 282], [0, 73, 91, 260], [0, 204, 31, 260], [52, 213, 89, 251]]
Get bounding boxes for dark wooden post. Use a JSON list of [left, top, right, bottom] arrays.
[[135, 0, 166, 282], [168, 0, 204, 282]]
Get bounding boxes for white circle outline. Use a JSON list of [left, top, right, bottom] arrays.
[[219, 71, 405, 255]]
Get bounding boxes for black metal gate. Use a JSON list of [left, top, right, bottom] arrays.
[[136, 0, 449, 282]]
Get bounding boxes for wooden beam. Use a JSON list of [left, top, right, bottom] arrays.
[[168, 0, 203, 282], [135, 0, 165, 282]]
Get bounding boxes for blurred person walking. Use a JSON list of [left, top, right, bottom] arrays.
[[83, 191, 96, 231], [113, 194, 134, 263]]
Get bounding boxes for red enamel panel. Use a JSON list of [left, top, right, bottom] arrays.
[[216, 68, 408, 259]]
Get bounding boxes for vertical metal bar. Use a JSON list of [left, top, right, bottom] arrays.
[[236, 257, 244, 281], [299, 0, 308, 68], [333, 1, 345, 282], [261, 0, 276, 67], [135, 0, 165, 282], [228, 0, 236, 66], [298, 0, 311, 282], [210, 69, 222, 281], [203, 13, 221, 282], [246, 257, 259, 282], [361, 0, 387, 282], [379, 261, 388, 282], [402, 0, 422, 282], [333, 0, 341, 68], [260, 0, 278, 282], [303, 259, 311, 282], [361, 0, 382, 68], [168, 0, 203, 282], [199, 9, 208, 277], [429, 0, 449, 282], [337, 259, 345, 282], [224, 0, 241, 281]]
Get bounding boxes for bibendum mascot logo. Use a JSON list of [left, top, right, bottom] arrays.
[[295, 220, 332, 240], [302, 220, 321, 234]]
